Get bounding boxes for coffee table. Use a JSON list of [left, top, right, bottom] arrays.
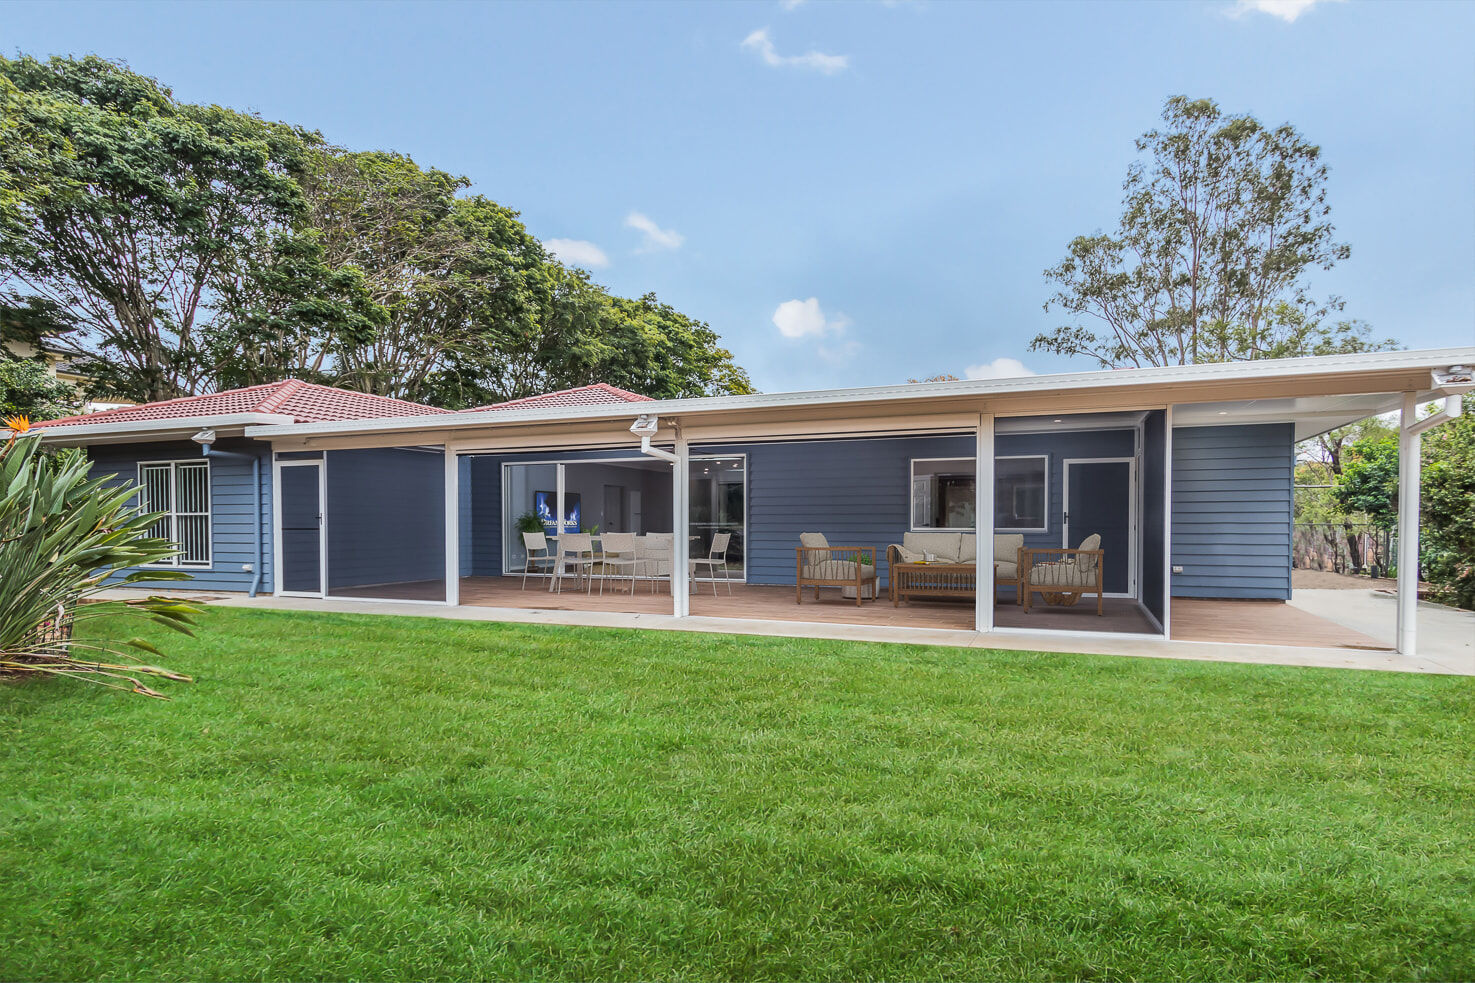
[[890, 562, 978, 606]]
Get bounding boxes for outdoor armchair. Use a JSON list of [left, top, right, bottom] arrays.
[[1020, 534, 1104, 614], [796, 532, 877, 607]]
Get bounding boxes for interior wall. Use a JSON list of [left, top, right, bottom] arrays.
[[325, 446, 445, 595]]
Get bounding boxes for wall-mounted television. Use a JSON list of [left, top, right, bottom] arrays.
[[535, 490, 581, 533]]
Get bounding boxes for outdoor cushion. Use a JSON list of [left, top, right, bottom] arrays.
[[802, 560, 877, 581], [902, 531, 962, 562], [1075, 533, 1102, 573], [1028, 560, 1096, 588], [995, 560, 1018, 580], [994, 533, 1024, 564], [894, 545, 925, 564], [958, 535, 977, 563]]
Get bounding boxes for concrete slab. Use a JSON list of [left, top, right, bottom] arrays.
[[1289, 588, 1474, 675], [92, 588, 1469, 676]]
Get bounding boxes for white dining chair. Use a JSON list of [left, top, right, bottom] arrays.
[[520, 531, 555, 590], [552, 532, 595, 594], [598, 532, 640, 596], [688, 532, 734, 595]]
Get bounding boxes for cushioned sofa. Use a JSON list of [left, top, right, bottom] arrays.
[[885, 532, 1024, 604]]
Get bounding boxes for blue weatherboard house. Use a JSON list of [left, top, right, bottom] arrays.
[[33, 351, 1475, 659]]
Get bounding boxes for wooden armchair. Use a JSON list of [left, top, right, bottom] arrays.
[[796, 533, 878, 607], [1020, 534, 1104, 615]]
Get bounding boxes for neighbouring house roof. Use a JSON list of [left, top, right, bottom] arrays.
[[463, 383, 654, 412], [32, 379, 452, 429]]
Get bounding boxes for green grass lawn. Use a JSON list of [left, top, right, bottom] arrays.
[[2, 607, 1472, 981]]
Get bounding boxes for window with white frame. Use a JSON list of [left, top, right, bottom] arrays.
[[911, 459, 977, 530], [910, 456, 1049, 532], [137, 461, 211, 566]]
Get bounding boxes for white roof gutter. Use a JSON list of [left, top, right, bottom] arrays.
[[34, 412, 296, 445], [242, 346, 1475, 440]]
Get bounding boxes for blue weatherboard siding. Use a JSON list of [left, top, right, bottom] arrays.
[[460, 432, 1139, 586], [1170, 423, 1294, 600], [87, 438, 273, 593], [698, 430, 1136, 588]]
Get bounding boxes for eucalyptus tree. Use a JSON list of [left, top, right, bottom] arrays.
[[1034, 96, 1393, 367]]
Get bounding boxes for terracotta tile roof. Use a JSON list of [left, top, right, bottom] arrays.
[[464, 383, 654, 412], [33, 379, 452, 428]]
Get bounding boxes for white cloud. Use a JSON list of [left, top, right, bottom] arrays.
[[625, 211, 684, 252], [741, 28, 849, 75], [1229, 0, 1341, 22], [772, 297, 851, 340], [543, 238, 609, 269], [964, 357, 1035, 381]]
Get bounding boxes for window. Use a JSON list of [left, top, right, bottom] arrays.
[[912, 459, 977, 530], [995, 456, 1047, 531], [910, 456, 1049, 532], [137, 461, 211, 566]]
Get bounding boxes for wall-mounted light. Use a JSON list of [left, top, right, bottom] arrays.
[[191, 429, 216, 446]]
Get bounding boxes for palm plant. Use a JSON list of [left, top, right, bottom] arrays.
[[1, 418, 198, 698]]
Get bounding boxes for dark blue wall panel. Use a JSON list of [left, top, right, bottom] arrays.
[[1142, 410, 1167, 622], [1170, 423, 1294, 600], [87, 438, 272, 593], [325, 446, 444, 590]]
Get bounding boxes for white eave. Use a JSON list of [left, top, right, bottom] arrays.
[[33, 412, 296, 445], [243, 347, 1475, 440]]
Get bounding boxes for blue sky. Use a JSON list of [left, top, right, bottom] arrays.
[[4, 0, 1473, 392]]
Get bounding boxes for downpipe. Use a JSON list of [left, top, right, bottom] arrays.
[[193, 431, 263, 598]]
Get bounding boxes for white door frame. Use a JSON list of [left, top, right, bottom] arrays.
[[1062, 456, 1138, 599], [272, 458, 326, 598]]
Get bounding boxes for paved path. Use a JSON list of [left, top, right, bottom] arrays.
[[1289, 589, 1473, 675], [88, 588, 1468, 676]]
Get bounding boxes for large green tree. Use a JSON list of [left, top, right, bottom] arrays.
[[0, 358, 81, 421], [1, 55, 752, 407], [1034, 96, 1396, 367], [1417, 407, 1475, 608], [0, 55, 364, 402]]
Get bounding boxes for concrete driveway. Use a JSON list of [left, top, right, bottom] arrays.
[[1289, 589, 1474, 674]]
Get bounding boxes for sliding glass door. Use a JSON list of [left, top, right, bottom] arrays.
[[689, 456, 745, 578], [500, 455, 746, 582]]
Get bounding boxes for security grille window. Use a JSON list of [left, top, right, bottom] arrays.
[[137, 461, 211, 566]]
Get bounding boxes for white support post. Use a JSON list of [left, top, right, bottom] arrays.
[[673, 434, 691, 616], [1162, 405, 1173, 640], [444, 445, 460, 607], [976, 412, 995, 632], [1396, 392, 1420, 656]]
